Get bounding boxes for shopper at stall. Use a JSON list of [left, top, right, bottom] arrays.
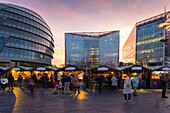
[[97, 75, 105, 93], [142, 73, 146, 89], [107, 74, 112, 90], [73, 75, 80, 94], [70, 74, 74, 91], [64, 73, 71, 94], [0, 74, 8, 92], [61, 74, 66, 90], [17, 74, 23, 89], [83, 74, 88, 91], [123, 73, 132, 103], [111, 74, 118, 94], [160, 74, 170, 98], [50, 74, 55, 88], [8, 73, 14, 91], [132, 73, 140, 96], [42, 73, 49, 88], [32, 73, 38, 88]]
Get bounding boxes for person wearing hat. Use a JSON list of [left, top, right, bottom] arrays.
[[132, 73, 140, 96]]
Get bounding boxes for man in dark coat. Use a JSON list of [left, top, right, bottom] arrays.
[[97, 75, 105, 93], [8, 73, 14, 91], [160, 74, 170, 98]]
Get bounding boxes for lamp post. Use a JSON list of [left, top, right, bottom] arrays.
[[158, 7, 170, 66]]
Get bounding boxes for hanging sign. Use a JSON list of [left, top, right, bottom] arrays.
[[12, 67, 20, 71], [131, 67, 142, 70], [97, 67, 109, 71], [36, 67, 46, 71], [65, 67, 76, 70], [162, 67, 170, 71]]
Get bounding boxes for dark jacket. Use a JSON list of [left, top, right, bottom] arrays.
[[98, 75, 105, 83], [83, 74, 88, 82], [18, 75, 23, 82], [32, 74, 37, 82], [8, 75, 14, 82], [160, 78, 169, 88]]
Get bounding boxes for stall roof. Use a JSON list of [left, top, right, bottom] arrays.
[[35, 66, 57, 71], [116, 65, 147, 71], [0, 67, 10, 71], [12, 66, 33, 71], [146, 65, 170, 71], [91, 66, 117, 72], [58, 66, 82, 71]]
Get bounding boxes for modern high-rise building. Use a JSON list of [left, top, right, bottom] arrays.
[[122, 11, 170, 66], [0, 3, 54, 67], [65, 31, 119, 69]]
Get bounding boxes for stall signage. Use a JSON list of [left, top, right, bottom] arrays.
[[12, 67, 20, 71], [36, 67, 46, 71], [131, 67, 142, 70], [162, 67, 170, 71], [65, 67, 76, 70], [97, 67, 109, 71]]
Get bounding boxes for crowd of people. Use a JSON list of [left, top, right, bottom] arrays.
[[0, 72, 170, 102]]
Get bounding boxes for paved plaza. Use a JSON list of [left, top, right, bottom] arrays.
[[0, 88, 170, 113]]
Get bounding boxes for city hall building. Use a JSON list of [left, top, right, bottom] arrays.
[[65, 31, 119, 69], [122, 11, 170, 66], [0, 3, 54, 67]]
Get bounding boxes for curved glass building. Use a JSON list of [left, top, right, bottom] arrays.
[[0, 3, 54, 66]]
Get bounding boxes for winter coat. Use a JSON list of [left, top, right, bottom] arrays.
[[111, 76, 118, 86], [123, 76, 132, 94], [8, 75, 14, 82], [73, 76, 80, 87], [18, 76, 23, 82]]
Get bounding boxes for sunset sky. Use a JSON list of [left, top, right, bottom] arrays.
[[0, 0, 170, 66]]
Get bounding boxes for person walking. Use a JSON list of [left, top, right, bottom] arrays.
[[61, 74, 66, 90], [29, 78, 34, 96], [73, 75, 80, 94], [64, 73, 71, 94], [17, 74, 23, 89], [8, 73, 14, 91], [123, 74, 132, 103], [111, 74, 118, 94], [132, 73, 140, 96], [24, 76, 29, 94], [160, 74, 170, 98], [97, 75, 105, 93], [42, 73, 49, 88]]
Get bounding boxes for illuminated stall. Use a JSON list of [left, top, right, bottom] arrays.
[[57, 66, 84, 80], [34, 67, 57, 80], [117, 65, 149, 88], [90, 67, 117, 79], [11, 66, 33, 80], [147, 66, 170, 88]]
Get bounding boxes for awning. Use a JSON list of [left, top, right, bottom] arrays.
[[0, 67, 10, 71], [35, 66, 57, 71], [12, 66, 33, 71]]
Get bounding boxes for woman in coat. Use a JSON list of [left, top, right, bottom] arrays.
[[73, 75, 80, 94], [123, 74, 132, 103]]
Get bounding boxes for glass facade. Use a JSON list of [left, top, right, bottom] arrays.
[[122, 11, 170, 66], [65, 31, 119, 68], [0, 3, 54, 66], [122, 26, 136, 64], [136, 17, 164, 65]]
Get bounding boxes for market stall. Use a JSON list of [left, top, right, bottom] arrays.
[[90, 66, 117, 79], [57, 66, 84, 80], [147, 66, 170, 88], [33, 66, 57, 80], [117, 65, 149, 88], [11, 66, 33, 80]]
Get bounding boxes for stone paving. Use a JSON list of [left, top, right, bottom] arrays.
[[0, 88, 170, 113]]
